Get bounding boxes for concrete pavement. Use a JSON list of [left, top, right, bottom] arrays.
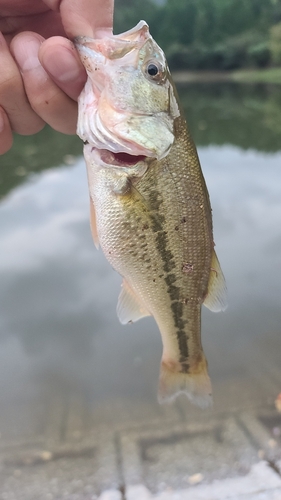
[[0, 342, 280, 499], [0, 398, 280, 499]]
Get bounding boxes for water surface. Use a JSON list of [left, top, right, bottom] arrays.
[[0, 83, 280, 442]]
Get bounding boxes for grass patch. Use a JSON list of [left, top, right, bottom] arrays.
[[172, 68, 281, 85], [232, 68, 281, 84]]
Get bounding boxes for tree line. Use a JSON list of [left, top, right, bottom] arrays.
[[114, 0, 281, 70]]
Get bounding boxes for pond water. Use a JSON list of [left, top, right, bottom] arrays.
[[0, 83, 280, 443]]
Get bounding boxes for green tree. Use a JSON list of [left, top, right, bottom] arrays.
[[113, 0, 281, 70], [269, 21, 281, 64]]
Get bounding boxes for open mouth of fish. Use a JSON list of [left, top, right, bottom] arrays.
[[92, 148, 147, 168]]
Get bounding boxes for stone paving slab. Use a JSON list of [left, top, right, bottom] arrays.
[[0, 432, 119, 500], [98, 492, 122, 500], [120, 415, 259, 490], [0, 394, 280, 499], [99, 462, 281, 500], [239, 410, 281, 462]]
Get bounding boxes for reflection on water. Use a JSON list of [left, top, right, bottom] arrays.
[[178, 82, 281, 152], [0, 127, 82, 200], [0, 161, 161, 418], [0, 84, 281, 444]]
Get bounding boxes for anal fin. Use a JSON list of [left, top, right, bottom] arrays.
[[204, 250, 227, 312], [117, 279, 151, 324]]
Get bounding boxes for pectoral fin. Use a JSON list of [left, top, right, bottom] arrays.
[[203, 250, 227, 312], [117, 279, 151, 324], [89, 198, 99, 249]]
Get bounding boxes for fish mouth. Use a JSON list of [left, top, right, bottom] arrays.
[[93, 148, 147, 167]]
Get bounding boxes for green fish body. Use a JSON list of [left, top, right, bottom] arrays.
[[76, 21, 227, 407]]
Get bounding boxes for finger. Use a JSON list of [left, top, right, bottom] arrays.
[[39, 36, 86, 101], [0, 3, 48, 17], [0, 107, 13, 155], [43, 0, 114, 38], [0, 11, 64, 40], [0, 32, 45, 135], [11, 32, 78, 135]]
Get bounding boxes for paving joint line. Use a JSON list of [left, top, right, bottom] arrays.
[[114, 431, 126, 499], [235, 414, 261, 451], [267, 459, 281, 477], [119, 484, 126, 500]]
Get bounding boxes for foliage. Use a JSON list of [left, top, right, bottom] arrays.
[[269, 22, 281, 64], [114, 0, 281, 70], [178, 83, 281, 151], [232, 67, 281, 84], [167, 32, 271, 71]]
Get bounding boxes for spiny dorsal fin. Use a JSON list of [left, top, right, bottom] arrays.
[[117, 279, 151, 324], [203, 250, 227, 312], [89, 198, 99, 249]]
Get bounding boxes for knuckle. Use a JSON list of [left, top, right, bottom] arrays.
[[29, 86, 62, 110], [0, 72, 22, 99], [28, 88, 77, 134]]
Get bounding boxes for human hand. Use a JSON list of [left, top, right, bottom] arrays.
[[0, 0, 114, 154]]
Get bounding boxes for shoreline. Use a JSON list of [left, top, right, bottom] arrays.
[[172, 68, 281, 85]]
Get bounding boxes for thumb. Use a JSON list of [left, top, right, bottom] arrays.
[[42, 0, 114, 38]]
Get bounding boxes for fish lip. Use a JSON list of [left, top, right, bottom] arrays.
[[74, 21, 149, 54], [74, 40, 96, 58], [86, 146, 149, 168]]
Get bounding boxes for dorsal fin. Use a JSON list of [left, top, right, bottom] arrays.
[[117, 279, 151, 324], [89, 198, 99, 249], [203, 250, 227, 312]]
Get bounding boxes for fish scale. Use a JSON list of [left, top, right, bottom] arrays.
[[76, 20, 227, 407]]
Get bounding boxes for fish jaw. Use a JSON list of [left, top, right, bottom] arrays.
[[83, 143, 149, 197], [83, 143, 148, 173], [75, 21, 179, 161]]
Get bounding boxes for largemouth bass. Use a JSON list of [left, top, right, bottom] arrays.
[[75, 21, 227, 407]]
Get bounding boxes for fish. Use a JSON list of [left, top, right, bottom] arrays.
[[75, 21, 227, 408]]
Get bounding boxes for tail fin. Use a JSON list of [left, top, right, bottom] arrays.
[[158, 356, 212, 409]]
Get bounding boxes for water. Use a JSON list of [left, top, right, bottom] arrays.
[[0, 83, 280, 443]]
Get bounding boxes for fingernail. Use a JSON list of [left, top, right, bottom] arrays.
[[13, 37, 42, 72], [42, 47, 82, 83]]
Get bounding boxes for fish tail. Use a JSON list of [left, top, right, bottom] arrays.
[[158, 355, 212, 408]]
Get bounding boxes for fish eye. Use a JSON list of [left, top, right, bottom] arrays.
[[145, 60, 165, 82], [147, 63, 159, 76]]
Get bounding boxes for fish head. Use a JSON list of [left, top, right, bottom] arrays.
[[75, 21, 180, 166]]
